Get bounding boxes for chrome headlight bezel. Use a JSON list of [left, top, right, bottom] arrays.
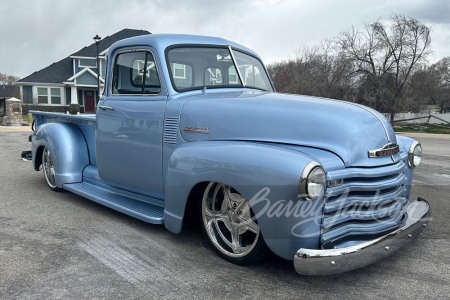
[[299, 162, 326, 201], [408, 141, 422, 168]]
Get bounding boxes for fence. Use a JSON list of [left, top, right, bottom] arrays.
[[383, 113, 450, 130]]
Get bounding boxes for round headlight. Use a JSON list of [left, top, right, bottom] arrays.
[[408, 141, 422, 168], [300, 162, 326, 200]]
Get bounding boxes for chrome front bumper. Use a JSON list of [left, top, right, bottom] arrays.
[[294, 198, 431, 275]]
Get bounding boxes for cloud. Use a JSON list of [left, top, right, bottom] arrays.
[[0, 0, 448, 78]]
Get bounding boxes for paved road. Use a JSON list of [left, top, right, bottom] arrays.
[[0, 131, 449, 299]]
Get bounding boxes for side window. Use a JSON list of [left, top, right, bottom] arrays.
[[169, 63, 193, 88], [112, 51, 161, 95], [205, 67, 222, 85]]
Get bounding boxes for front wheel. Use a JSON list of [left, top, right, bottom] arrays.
[[42, 147, 63, 192], [201, 182, 267, 265]]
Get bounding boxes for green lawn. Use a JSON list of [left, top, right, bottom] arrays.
[[394, 124, 450, 134]]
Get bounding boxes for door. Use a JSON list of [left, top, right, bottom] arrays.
[[96, 49, 166, 199], [84, 90, 95, 112]]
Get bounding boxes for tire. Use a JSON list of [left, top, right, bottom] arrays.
[[42, 147, 63, 192], [201, 182, 267, 265]]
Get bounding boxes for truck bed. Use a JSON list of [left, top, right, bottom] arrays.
[[31, 110, 97, 165], [31, 111, 96, 126]]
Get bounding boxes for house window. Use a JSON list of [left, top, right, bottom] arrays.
[[169, 62, 192, 88], [37, 87, 63, 105], [228, 66, 239, 84], [37, 88, 48, 103], [173, 63, 186, 79], [51, 88, 61, 104], [79, 59, 97, 68]]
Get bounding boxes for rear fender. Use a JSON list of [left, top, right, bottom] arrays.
[[32, 122, 89, 188]]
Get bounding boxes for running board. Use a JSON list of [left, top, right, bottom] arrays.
[[63, 181, 164, 224]]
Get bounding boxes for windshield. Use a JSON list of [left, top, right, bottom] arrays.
[[166, 46, 273, 92]]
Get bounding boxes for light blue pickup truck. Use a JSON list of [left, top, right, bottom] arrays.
[[24, 34, 430, 275]]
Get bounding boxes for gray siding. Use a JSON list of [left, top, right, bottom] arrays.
[[77, 72, 97, 85]]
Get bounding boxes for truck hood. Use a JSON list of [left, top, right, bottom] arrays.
[[179, 91, 399, 167]]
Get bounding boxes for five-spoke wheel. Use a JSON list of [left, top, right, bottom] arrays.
[[201, 182, 267, 264]]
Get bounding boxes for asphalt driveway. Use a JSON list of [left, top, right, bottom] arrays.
[[0, 130, 449, 299]]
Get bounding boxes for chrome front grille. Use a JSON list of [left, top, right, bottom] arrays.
[[321, 159, 409, 247]]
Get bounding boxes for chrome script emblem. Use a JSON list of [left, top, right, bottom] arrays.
[[368, 143, 400, 158], [184, 127, 210, 134]]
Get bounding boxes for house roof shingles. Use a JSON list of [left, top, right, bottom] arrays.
[[17, 29, 150, 85]]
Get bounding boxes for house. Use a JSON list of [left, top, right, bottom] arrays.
[[16, 29, 150, 114], [0, 85, 20, 117], [419, 104, 440, 114]]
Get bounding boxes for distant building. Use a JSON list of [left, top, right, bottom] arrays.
[[16, 29, 150, 113], [419, 104, 440, 114], [0, 85, 20, 117]]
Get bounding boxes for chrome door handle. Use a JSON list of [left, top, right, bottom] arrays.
[[98, 106, 114, 111]]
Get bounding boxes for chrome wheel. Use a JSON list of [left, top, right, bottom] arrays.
[[202, 182, 261, 259], [43, 147, 57, 189]]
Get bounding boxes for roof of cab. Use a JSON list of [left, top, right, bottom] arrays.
[[108, 34, 260, 59]]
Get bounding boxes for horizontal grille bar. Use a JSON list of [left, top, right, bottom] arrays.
[[321, 211, 405, 243], [325, 173, 407, 197], [323, 197, 408, 229], [320, 159, 409, 246], [324, 186, 407, 213]]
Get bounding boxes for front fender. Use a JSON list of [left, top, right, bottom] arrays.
[[395, 134, 417, 199], [32, 122, 89, 188], [164, 141, 324, 260]]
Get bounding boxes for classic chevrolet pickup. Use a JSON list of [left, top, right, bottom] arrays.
[[23, 34, 430, 275]]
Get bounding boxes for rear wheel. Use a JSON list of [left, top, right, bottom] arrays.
[[201, 182, 267, 264], [42, 147, 62, 192]]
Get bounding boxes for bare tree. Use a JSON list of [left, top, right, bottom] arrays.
[[268, 41, 356, 100], [430, 57, 450, 112], [0, 72, 20, 85], [339, 14, 431, 120]]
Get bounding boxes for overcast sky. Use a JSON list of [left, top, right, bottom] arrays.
[[1, 0, 449, 78]]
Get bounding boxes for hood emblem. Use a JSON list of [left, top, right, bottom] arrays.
[[184, 127, 210, 134], [368, 143, 400, 158]]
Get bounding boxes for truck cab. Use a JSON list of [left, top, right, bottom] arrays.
[[27, 34, 430, 275]]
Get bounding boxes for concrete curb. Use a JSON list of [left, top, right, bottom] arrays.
[[0, 125, 32, 132]]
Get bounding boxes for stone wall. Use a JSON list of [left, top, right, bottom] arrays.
[[4, 98, 22, 126]]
